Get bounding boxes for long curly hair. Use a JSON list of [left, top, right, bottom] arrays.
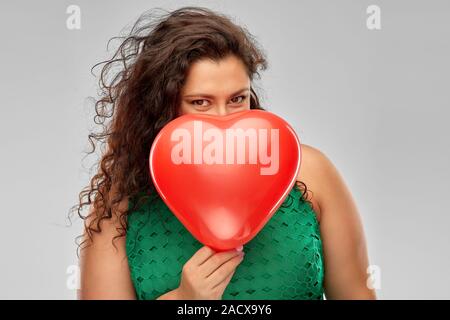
[[70, 6, 313, 258]]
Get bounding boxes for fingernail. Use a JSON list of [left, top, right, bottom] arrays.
[[235, 245, 243, 252]]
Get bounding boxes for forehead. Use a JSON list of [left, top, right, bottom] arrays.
[[182, 55, 250, 94]]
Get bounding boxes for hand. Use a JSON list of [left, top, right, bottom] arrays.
[[175, 245, 245, 300]]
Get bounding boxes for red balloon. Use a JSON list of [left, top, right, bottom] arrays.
[[149, 109, 301, 251]]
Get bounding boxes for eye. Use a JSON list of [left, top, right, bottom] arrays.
[[230, 95, 247, 104], [191, 99, 209, 107]]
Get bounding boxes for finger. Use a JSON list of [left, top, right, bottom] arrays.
[[219, 269, 236, 289], [199, 250, 243, 277], [211, 263, 239, 291], [207, 254, 244, 288], [190, 246, 216, 266], [211, 269, 236, 294]]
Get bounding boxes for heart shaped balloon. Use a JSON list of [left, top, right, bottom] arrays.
[[149, 109, 301, 251]]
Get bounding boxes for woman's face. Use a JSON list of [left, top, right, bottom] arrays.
[[178, 54, 251, 117]]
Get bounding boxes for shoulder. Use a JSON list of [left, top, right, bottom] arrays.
[[298, 145, 375, 299], [78, 193, 136, 299], [82, 185, 130, 248], [295, 143, 337, 222], [299, 143, 335, 177]]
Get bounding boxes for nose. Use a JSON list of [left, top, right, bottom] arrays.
[[213, 103, 231, 117]]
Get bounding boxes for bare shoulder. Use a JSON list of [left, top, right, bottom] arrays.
[[82, 194, 130, 247], [296, 143, 336, 223], [297, 143, 353, 223], [79, 193, 136, 299], [299, 145, 376, 299], [299, 143, 334, 176]]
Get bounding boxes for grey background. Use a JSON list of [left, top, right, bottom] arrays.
[[1, 0, 449, 299]]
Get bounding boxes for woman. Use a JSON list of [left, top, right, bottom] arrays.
[[74, 6, 376, 300]]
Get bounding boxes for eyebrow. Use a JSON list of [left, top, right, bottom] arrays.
[[183, 88, 250, 99]]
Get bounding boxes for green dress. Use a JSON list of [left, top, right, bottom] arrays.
[[126, 184, 325, 300]]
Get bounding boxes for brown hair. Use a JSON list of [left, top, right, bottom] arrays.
[[69, 6, 311, 257]]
